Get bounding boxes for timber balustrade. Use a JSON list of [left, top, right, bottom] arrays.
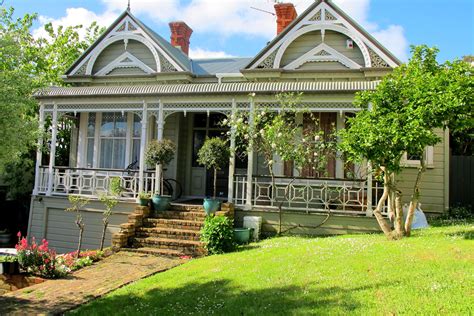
[[233, 174, 386, 216]]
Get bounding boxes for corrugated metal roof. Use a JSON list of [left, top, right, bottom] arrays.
[[35, 81, 379, 98], [191, 58, 253, 75]]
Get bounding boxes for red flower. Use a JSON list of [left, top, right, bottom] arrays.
[[17, 231, 21, 238]]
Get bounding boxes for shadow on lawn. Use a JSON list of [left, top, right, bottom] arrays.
[[74, 278, 380, 315]]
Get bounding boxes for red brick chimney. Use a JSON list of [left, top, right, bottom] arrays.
[[274, 3, 297, 35], [169, 21, 193, 55]]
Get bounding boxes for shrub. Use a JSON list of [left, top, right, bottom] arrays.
[[200, 216, 235, 255], [15, 234, 70, 278], [0, 255, 17, 263]]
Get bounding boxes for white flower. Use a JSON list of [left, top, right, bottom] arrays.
[[314, 135, 320, 141], [260, 129, 265, 135], [268, 160, 274, 165], [271, 143, 276, 149], [238, 118, 243, 123], [277, 132, 282, 137], [261, 111, 265, 116], [222, 118, 228, 125]]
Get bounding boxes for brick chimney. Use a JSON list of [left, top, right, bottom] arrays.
[[274, 3, 297, 35], [169, 21, 193, 55]]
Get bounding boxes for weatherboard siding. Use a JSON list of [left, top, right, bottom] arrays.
[[27, 196, 136, 253], [92, 40, 157, 74], [281, 30, 365, 68], [396, 129, 447, 214]]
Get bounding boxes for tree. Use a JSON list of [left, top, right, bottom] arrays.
[[197, 137, 230, 199], [0, 6, 104, 199], [66, 195, 90, 257], [340, 45, 473, 239], [145, 139, 176, 196], [97, 177, 122, 251], [226, 93, 338, 233]]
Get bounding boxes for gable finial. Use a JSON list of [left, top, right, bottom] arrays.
[[127, 0, 131, 11]]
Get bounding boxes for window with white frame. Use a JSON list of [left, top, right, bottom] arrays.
[[83, 112, 142, 169], [401, 146, 434, 167]]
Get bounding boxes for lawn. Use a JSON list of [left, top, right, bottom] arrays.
[[71, 222, 473, 315]]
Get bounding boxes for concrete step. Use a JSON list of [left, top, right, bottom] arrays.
[[143, 218, 204, 230], [153, 210, 206, 221], [136, 227, 201, 241], [169, 203, 204, 212], [122, 247, 189, 258]]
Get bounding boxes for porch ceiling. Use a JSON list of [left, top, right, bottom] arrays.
[[35, 81, 380, 98]]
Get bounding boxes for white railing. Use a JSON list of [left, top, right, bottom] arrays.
[[37, 166, 157, 200], [233, 175, 387, 216]]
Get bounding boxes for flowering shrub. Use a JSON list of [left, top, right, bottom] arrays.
[[15, 233, 70, 278], [15, 233, 111, 278]]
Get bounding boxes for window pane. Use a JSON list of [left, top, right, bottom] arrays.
[[86, 139, 94, 167], [114, 114, 127, 137], [131, 139, 140, 166], [100, 113, 115, 137], [133, 114, 141, 137], [113, 139, 126, 169], [87, 113, 96, 137], [193, 113, 207, 128], [100, 139, 113, 168], [209, 113, 225, 128]]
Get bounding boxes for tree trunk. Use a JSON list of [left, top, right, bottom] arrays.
[[393, 189, 404, 239], [155, 164, 160, 195], [387, 174, 396, 222], [76, 225, 84, 258], [213, 167, 217, 199], [405, 157, 426, 236], [100, 220, 108, 251], [268, 165, 279, 234], [372, 168, 394, 238]]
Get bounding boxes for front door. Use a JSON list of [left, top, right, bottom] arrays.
[[190, 113, 229, 198]]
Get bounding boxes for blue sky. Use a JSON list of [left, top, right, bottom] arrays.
[[5, 0, 474, 62]]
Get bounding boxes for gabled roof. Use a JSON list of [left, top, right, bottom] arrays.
[[245, 0, 401, 69], [65, 8, 191, 76]]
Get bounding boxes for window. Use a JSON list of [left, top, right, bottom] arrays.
[[99, 112, 127, 169], [86, 113, 96, 168], [192, 113, 227, 167], [401, 147, 434, 167], [131, 114, 141, 167]]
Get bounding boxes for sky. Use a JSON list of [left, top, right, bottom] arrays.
[[5, 0, 474, 62]]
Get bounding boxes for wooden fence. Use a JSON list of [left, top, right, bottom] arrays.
[[450, 155, 474, 207]]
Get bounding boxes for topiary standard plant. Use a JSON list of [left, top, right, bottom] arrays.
[[145, 139, 176, 211], [197, 137, 230, 215], [200, 215, 235, 255]]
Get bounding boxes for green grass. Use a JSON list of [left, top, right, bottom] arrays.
[[71, 222, 473, 315]]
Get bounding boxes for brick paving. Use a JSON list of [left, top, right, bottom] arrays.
[[0, 251, 185, 315]]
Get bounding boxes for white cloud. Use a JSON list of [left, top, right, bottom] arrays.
[[32, 7, 116, 40], [32, 0, 408, 61], [189, 47, 235, 59]]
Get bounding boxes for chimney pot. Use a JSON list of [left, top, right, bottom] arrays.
[[169, 21, 193, 56], [274, 3, 297, 35]]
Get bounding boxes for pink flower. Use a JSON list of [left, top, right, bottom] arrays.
[[17, 231, 21, 238]]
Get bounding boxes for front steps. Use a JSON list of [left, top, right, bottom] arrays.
[[113, 202, 234, 258]]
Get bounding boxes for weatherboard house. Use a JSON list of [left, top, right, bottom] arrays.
[[28, 0, 449, 253]]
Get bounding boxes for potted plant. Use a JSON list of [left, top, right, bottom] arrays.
[[197, 137, 230, 215], [138, 192, 150, 206], [145, 139, 176, 212], [0, 255, 19, 275]]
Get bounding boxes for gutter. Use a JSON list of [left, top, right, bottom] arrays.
[[216, 73, 244, 84]]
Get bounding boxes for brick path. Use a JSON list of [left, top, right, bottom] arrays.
[[0, 251, 185, 314]]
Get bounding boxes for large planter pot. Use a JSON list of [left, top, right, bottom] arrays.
[[0, 261, 19, 275], [138, 198, 149, 207], [233, 228, 251, 245], [152, 194, 171, 212], [203, 198, 221, 216]]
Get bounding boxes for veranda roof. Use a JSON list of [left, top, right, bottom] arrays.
[[35, 81, 379, 98]]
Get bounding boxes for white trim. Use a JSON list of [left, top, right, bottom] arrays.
[[33, 103, 45, 195], [93, 113, 101, 168], [125, 112, 133, 167], [86, 34, 160, 75], [250, 1, 398, 69], [274, 24, 370, 69], [77, 112, 87, 168], [95, 51, 155, 76], [284, 43, 362, 70], [47, 103, 58, 196]]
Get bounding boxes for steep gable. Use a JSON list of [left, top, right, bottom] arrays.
[[246, 0, 400, 70], [65, 9, 191, 77]]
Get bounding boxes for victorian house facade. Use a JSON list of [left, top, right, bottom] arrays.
[[28, 0, 449, 253]]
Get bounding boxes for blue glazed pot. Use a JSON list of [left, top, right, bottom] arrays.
[[152, 195, 171, 212], [203, 198, 221, 216], [233, 228, 251, 245]]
